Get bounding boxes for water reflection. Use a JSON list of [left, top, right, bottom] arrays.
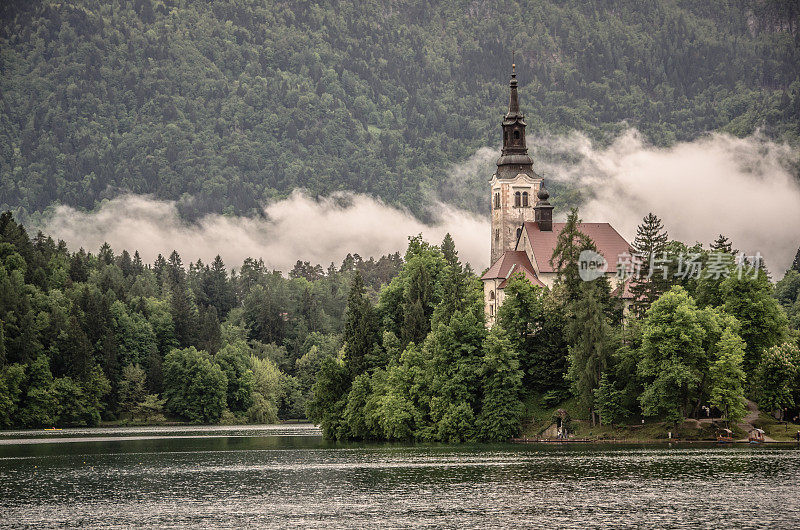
[[0, 425, 798, 528]]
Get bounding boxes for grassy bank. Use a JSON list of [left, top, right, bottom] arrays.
[[518, 394, 800, 442]]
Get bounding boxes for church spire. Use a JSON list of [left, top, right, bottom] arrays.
[[508, 62, 520, 115], [496, 60, 533, 177]]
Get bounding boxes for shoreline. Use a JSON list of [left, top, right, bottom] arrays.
[[511, 437, 800, 445]]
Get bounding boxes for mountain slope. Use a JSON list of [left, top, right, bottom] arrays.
[[1, 0, 798, 219]]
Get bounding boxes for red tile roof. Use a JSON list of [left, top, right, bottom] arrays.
[[524, 221, 631, 274], [481, 250, 545, 287]]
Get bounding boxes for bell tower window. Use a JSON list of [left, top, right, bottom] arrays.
[[522, 191, 529, 207], [514, 191, 521, 207], [494, 192, 500, 209], [513, 130, 520, 140]]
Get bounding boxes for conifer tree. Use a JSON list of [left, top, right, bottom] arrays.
[[343, 271, 379, 377], [630, 213, 669, 318], [566, 281, 614, 425], [792, 246, 800, 273], [132, 251, 144, 274], [203, 255, 235, 318], [710, 234, 736, 254], [438, 233, 466, 315], [551, 208, 595, 303], [170, 278, 197, 348]]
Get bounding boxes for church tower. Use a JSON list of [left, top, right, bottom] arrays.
[[490, 63, 542, 265]]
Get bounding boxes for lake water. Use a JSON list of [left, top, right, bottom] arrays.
[[1, 424, 798, 528]]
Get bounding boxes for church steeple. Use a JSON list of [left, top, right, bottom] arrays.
[[508, 63, 520, 115], [496, 61, 533, 178]]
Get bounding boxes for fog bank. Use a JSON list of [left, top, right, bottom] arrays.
[[41, 192, 490, 272], [535, 130, 800, 275], [39, 130, 800, 276]]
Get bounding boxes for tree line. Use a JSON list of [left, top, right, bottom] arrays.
[[1, 209, 799, 435], [0, 211, 402, 427]]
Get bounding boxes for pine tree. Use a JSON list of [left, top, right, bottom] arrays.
[[132, 251, 144, 274], [792, 246, 800, 273], [710, 234, 736, 254], [551, 208, 595, 303], [98, 242, 114, 265], [630, 213, 669, 318], [68, 249, 89, 283], [566, 281, 613, 425], [434, 233, 475, 326], [170, 278, 197, 348], [400, 255, 437, 345], [54, 316, 93, 380], [343, 271, 379, 377], [196, 305, 222, 354]]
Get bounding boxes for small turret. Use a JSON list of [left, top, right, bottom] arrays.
[[534, 183, 554, 231]]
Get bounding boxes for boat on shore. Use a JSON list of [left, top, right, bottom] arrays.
[[748, 428, 765, 444], [716, 429, 735, 444]]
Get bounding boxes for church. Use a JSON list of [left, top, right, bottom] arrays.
[[482, 64, 633, 325]]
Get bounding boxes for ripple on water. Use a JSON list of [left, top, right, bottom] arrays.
[[0, 431, 798, 528]]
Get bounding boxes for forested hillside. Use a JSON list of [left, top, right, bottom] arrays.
[[1, 0, 799, 220]]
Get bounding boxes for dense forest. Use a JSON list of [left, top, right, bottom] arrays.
[[1, 0, 799, 221], [307, 213, 800, 441], [3, 208, 798, 437], [0, 211, 403, 427]]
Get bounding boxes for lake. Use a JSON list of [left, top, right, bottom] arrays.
[[1, 424, 798, 528]]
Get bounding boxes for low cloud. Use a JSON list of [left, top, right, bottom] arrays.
[[534, 130, 800, 275], [41, 191, 490, 272], [39, 130, 800, 277]]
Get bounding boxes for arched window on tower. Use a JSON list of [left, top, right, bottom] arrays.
[[522, 191, 529, 207], [514, 191, 521, 207], [489, 290, 495, 301], [494, 192, 500, 209], [514, 130, 520, 140], [495, 229, 499, 242], [516, 227, 522, 240]]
